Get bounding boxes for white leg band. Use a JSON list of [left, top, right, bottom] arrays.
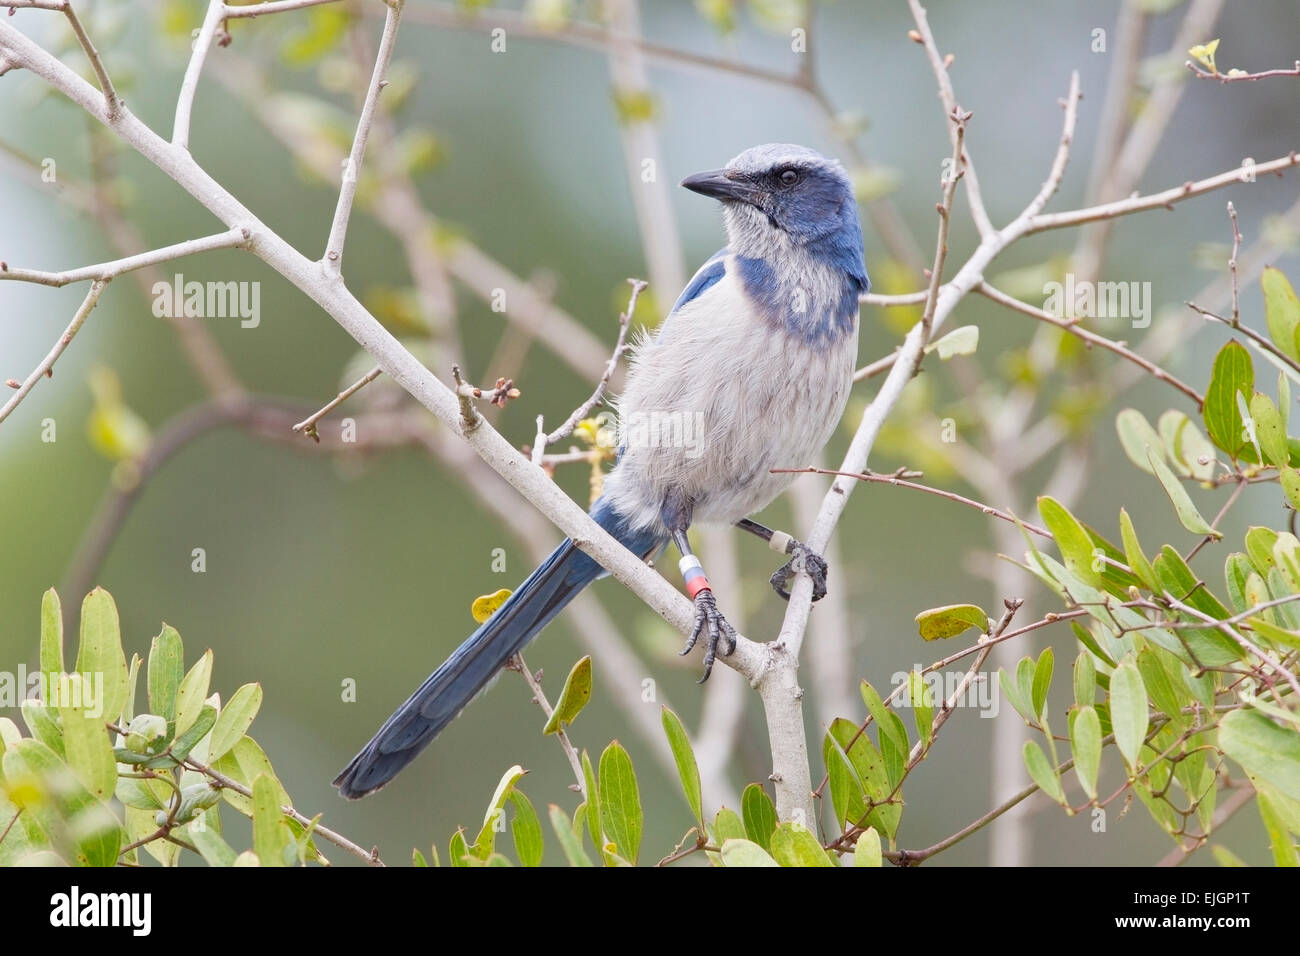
[[678, 554, 703, 575], [769, 531, 794, 555]]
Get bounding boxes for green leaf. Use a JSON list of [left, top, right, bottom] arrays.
[[1203, 340, 1255, 460], [1263, 266, 1300, 362], [1147, 448, 1220, 537], [1280, 466, 1300, 511], [59, 674, 116, 801], [741, 784, 778, 852], [3, 738, 121, 866], [926, 324, 978, 360], [1219, 708, 1300, 800], [1258, 792, 1300, 866], [769, 822, 834, 867], [827, 718, 900, 839], [147, 625, 184, 724], [597, 741, 643, 864], [39, 589, 63, 700], [1039, 495, 1103, 587], [74, 588, 128, 726], [1225, 553, 1254, 614], [1073, 651, 1096, 707], [170, 705, 217, 761], [472, 764, 528, 859], [998, 665, 1037, 726], [719, 838, 780, 867], [908, 670, 934, 744], [188, 814, 238, 867], [1070, 705, 1102, 800], [1022, 740, 1064, 804], [1119, 509, 1159, 592], [1159, 410, 1217, 481], [660, 707, 702, 827], [508, 790, 543, 867], [543, 656, 592, 735], [173, 649, 214, 738], [1251, 392, 1289, 466], [1136, 648, 1185, 723], [448, 828, 471, 867], [1246, 526, 1280, 577], [1109, 658, 1149, 773], [252, 773, 290, 867], [860, 680, 909, 756], [547, 804, 593, 867], [206, 682, 263, 763], [1031, 646, 1054, 722], [1246, 615, 1300, 652], [712, 807, 746, 843], [581, 749, 600, 851], [914, 603, 989, 640], [1116, 408, 1164, 475], [21, 700, 64, 758], [854, 827, 882, 867]]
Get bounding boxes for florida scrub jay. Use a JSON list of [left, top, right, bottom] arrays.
[[335, 143, 869, 798]]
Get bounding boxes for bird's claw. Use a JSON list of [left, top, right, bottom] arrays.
[[679, 589, 737, 683], [770, 543, 829, 602]]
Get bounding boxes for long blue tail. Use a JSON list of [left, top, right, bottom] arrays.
[[334, 497, 662, 798]]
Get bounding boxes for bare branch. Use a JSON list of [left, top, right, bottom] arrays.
[[0, 279, 107, 427], [542, 278, 643, 449], [292, 366, 383, 441], [223, 0, 343, 18], [0, 226, 249, 286], [977, 281, 1205, 407], [172, 0, 227, 149], [323, 0, 404, 277]]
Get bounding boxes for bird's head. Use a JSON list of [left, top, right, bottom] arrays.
[[681, 144, 862, 255]]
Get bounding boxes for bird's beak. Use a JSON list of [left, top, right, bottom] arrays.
[[680, 168, 758, 204]]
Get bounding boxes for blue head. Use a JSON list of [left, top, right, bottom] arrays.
[[681, 144, 868, 290]]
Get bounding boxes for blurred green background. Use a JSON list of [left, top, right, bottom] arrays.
[[2, 0, 1298, 865]]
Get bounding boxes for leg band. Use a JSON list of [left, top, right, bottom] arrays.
[[769, 531, 794, 555], [678, 554, 712, 599]]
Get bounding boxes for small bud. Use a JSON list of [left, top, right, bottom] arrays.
[[907, 29, 922, 43], [5, 379, 19, 389], [943, 53, 955, 68]]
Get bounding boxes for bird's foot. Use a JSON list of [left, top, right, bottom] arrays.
[[679, 589, 737, 683], [770, 542, 829, 602]]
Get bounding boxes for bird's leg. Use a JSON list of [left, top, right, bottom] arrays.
[[670, 528, 737, 683], [736, 517, 829, 603]]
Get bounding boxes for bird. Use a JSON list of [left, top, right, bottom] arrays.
[[334, 143, 869, 798]]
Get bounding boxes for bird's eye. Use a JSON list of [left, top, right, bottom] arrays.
[[778, 167, 801, 187]]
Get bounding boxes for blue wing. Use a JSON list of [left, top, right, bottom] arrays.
[[669, 247, 728, 315]]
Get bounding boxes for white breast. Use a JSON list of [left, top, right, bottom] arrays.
[[601, 262, 858, 535]]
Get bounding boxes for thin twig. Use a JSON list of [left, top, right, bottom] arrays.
[[905, 0, 994, 239], [172, 0, 227, 149], [510, 652, 586, 799], [61, 2, 120, 118], [1187, 60, 1300, 83], [222, 0, 343, 18], [292, 366, 382, 441], [542, 278, 644, 449], [0, 280, 107, 427], [977, 282, 1205, 407], [0, 226, 250, 286], [771, 466, 1052, 538], [913, 107, 967, 374], [183, 754, 384, 866], [1027, 152, 1300, 234], [323, 0, 404, 276]]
